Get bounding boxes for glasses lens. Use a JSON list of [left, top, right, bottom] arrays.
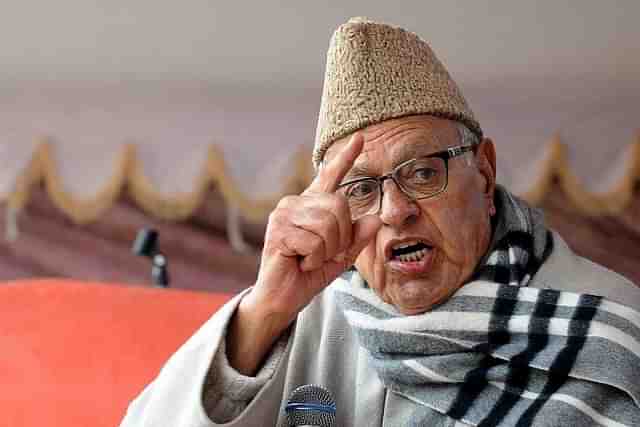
[[338, 179, 380, 220], [396, 157, 447, 198]]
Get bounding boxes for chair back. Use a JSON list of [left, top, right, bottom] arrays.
[[0, 279, 231, 426]]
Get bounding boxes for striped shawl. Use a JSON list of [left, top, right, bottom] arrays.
[[335, 189, 640, 426]]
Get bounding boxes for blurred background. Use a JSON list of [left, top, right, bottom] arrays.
[[1, 0, 639, 290]]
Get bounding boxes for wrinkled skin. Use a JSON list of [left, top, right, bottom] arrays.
[[324, 115, 497, 315], [228, 114, 497, 375]]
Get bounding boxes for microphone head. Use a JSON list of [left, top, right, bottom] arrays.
[[132, 228, 158, 257], [285, 384, 336, 427]]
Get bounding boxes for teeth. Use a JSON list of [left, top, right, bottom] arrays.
[[397, 248, 429, 262], [392, 240, 420, 251]]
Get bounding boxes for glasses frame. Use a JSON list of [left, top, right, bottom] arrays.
[[337, 144, 477, 218]]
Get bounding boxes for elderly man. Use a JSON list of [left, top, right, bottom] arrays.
[[121, 18, 640, 426]]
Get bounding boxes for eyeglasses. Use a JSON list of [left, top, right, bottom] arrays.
[[337, 144, 476, 220]]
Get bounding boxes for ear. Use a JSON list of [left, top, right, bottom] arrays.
[[475, 137, 497, 216]]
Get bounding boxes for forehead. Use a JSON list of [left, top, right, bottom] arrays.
[[324, 115, 459, 169]]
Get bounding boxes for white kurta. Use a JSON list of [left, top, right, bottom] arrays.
[[120, 232, 640, 426]]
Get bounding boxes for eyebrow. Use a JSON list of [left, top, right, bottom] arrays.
[[391, 142, 440, 163], [343, 163, 374, 181]]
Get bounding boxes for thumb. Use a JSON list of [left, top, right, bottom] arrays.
[[324, 215, 381, 281], [337, 214, 382, 265]]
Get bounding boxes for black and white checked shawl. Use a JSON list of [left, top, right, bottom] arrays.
[[335, 188, 640, 426]]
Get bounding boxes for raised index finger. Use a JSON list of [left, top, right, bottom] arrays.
[[307, 133, 364, 193]]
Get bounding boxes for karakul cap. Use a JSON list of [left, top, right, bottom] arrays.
[[313, 17, 482, 167]]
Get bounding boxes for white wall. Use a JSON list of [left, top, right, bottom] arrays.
[[0, 1, 638, 85]]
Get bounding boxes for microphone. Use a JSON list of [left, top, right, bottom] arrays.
[[285, 384, 336, 427], [132, 228, 170, 288]]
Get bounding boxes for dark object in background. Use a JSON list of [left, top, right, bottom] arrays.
[[132, 228, 170, 288]]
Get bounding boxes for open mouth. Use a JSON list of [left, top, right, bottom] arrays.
[[391, 241, 432, 262]]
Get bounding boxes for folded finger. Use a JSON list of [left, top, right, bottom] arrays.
[[289, 206, 341, 262], [278, 226, 326, 271]]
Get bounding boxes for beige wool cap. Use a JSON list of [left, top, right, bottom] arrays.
[[313, 17, 482, 167]]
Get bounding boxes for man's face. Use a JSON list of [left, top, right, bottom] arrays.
[[325, 115, 497, 315]]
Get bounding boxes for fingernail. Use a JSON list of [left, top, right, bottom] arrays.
[[333, 252, 347, 262]]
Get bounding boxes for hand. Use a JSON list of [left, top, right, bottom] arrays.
[[227, 133, 381, 376], [246, 133, 382, 326]]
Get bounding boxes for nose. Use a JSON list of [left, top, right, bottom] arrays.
[[378, 179, 420, 228]]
